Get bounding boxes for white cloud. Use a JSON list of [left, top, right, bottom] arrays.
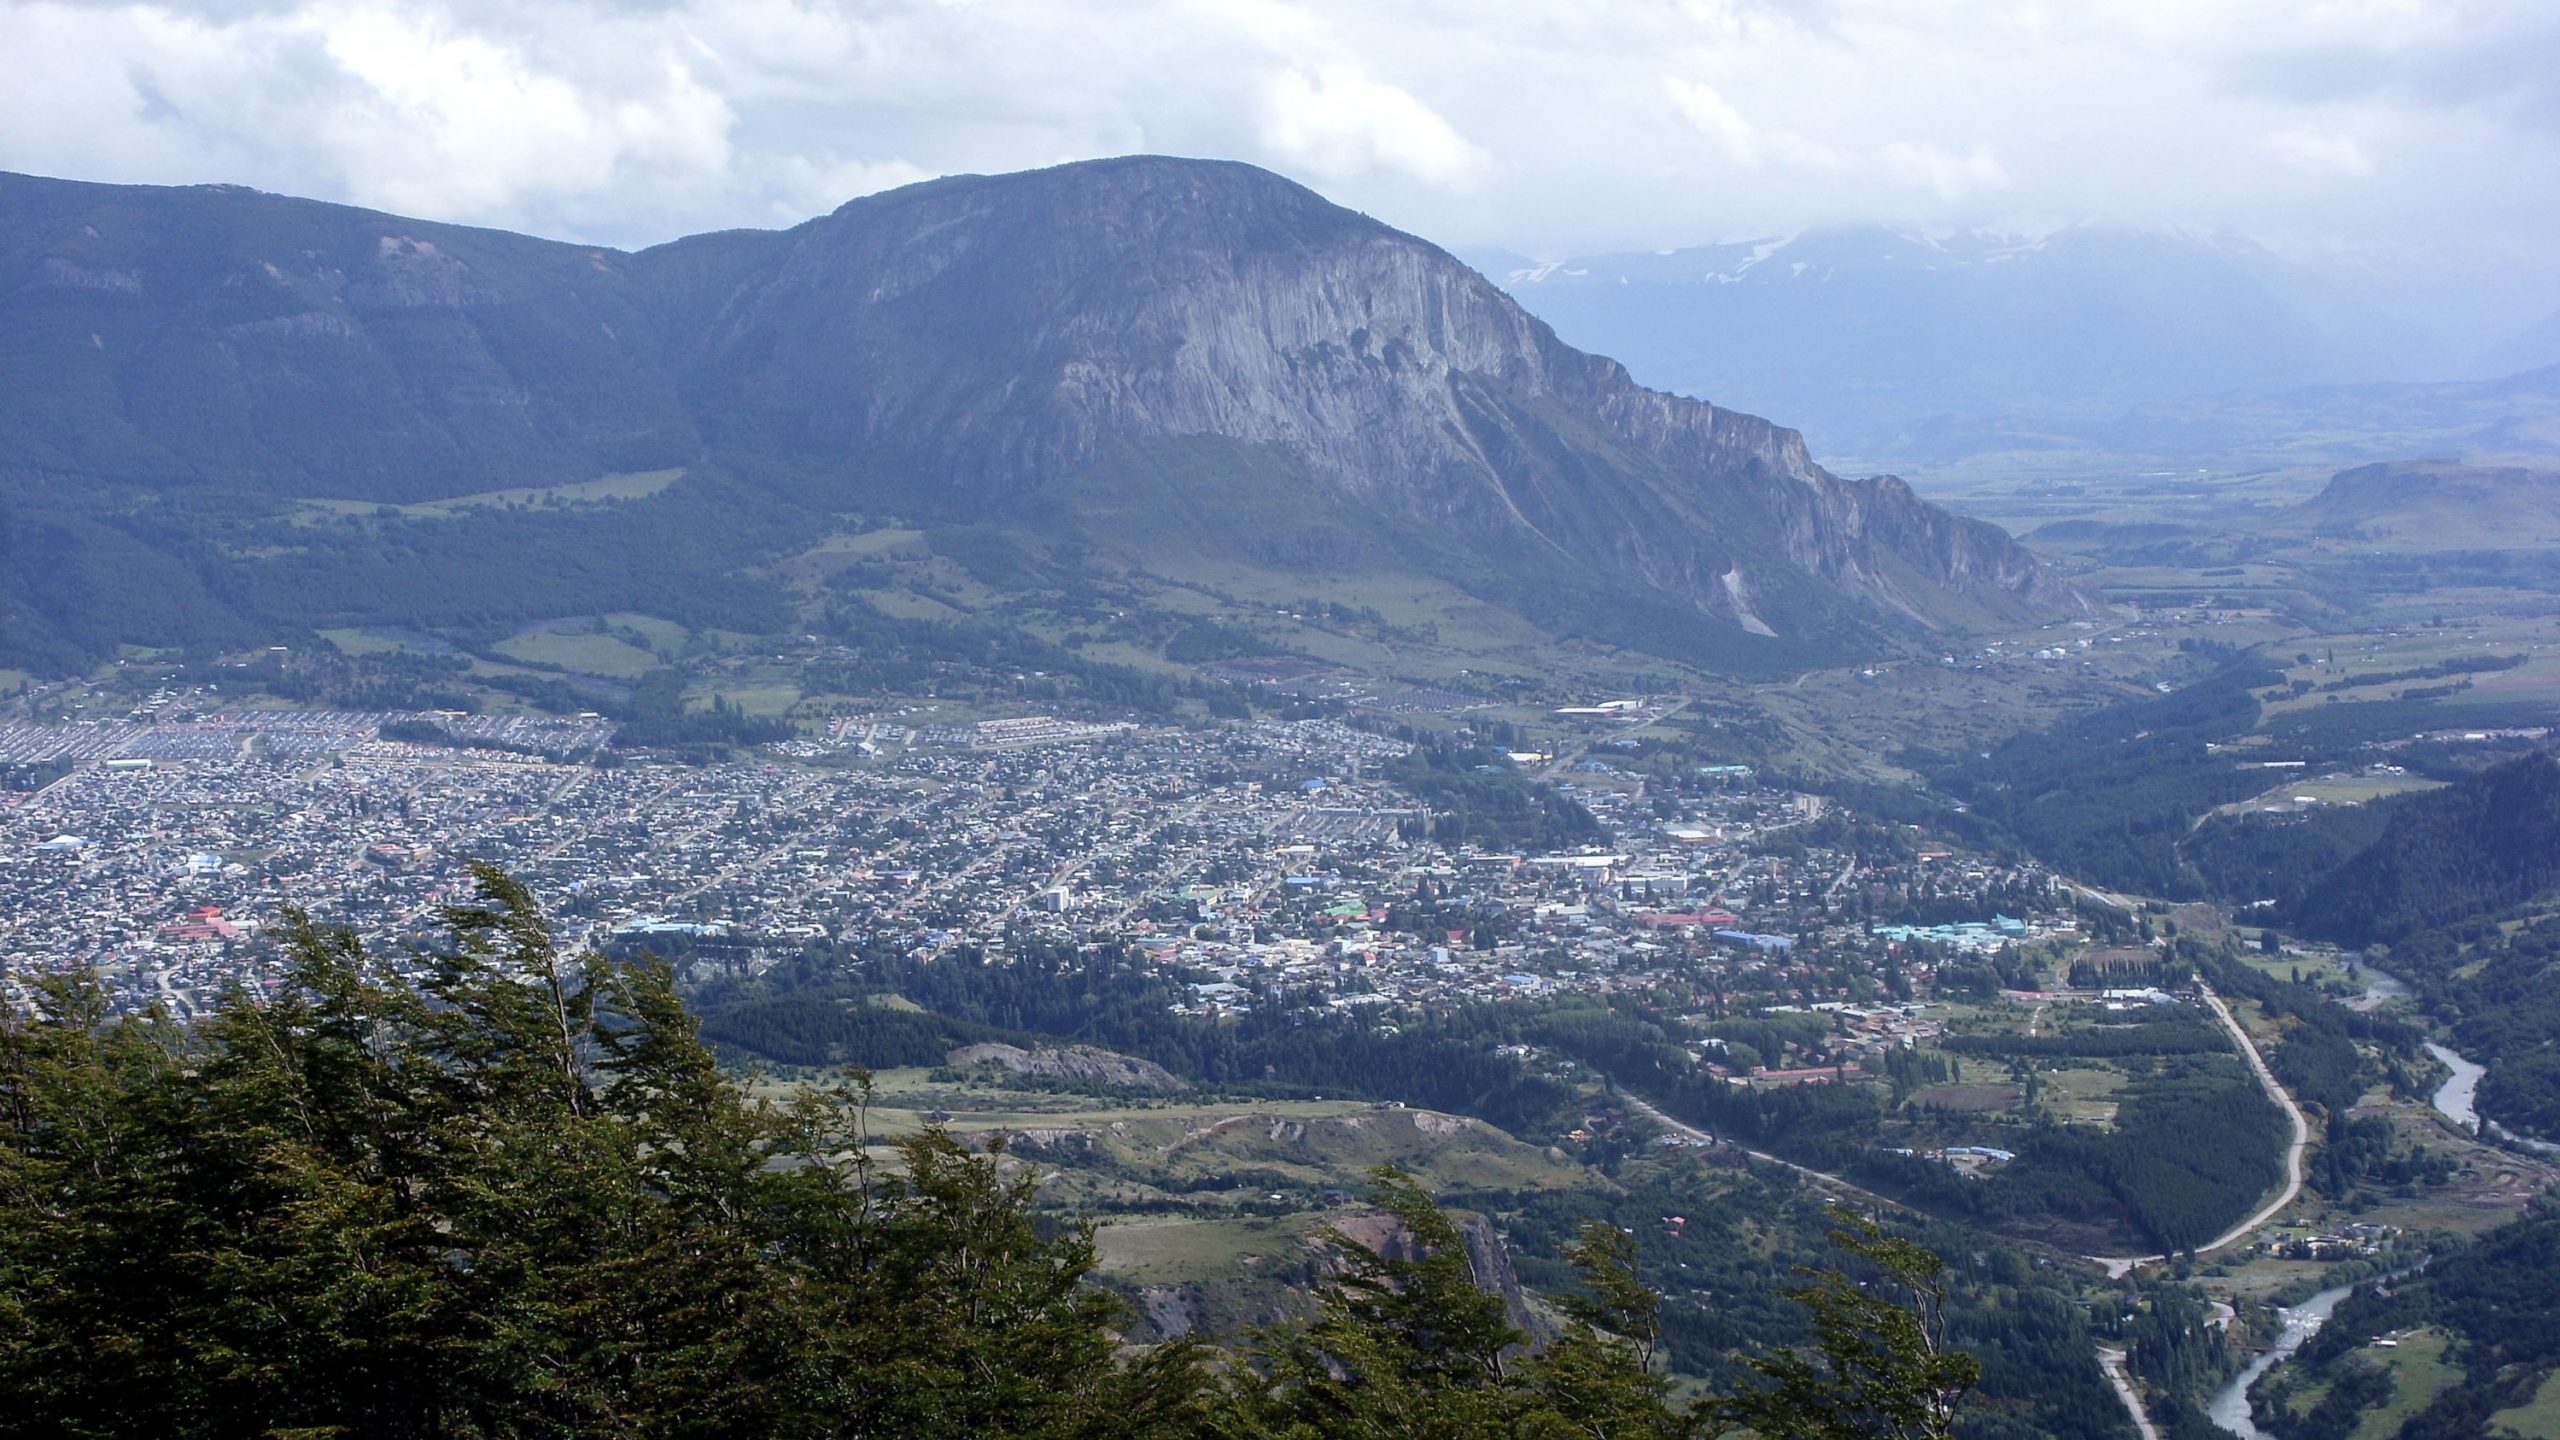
[[2263, 122, 2377, 176], [1666, 78, 1766, 167], [311, 5, 733, 218], [0, 0, 2553, 326], [767, 153, 935, 220], [1259, 64, 1490, 191], [1877, 140, 2011, 200]]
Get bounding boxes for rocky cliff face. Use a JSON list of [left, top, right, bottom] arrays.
[[0, 157, 2086, 669], [671, 157, 2085, 636]]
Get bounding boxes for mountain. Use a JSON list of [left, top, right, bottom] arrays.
[[2484, 305, 2560, 378], [1488, 224, 2417, 463], [0, 159, 2082, 678], [2270, 458, 2560, 549]]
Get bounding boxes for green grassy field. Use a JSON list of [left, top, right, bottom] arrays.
[[1091, 1216, 1308, 1286], [699, 681, 802, 718], [2209, 771, 2446, 820], [493, 627, 662, 679], [847, 588, 970, 620], [296, 468, 685, 523], [2039, 1066, 2128, 1126], [603, 613, 691, 656], [2348, 1328, 2461, 1440], [316, 628, 411, 657], [1905, 1081, 2020, 1115], [2490, 1367, 2560, 1438]]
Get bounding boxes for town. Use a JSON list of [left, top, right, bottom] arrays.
[[1, 693, 2093, 1075]]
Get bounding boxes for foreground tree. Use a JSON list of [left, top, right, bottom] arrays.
[[0, 865, 1193, 1439], [1218, 1168, 1687, 1439], [1707, 1207, 1981, 1440], [2, 865, 1973, 1439]]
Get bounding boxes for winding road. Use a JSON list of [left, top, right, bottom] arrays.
[[2097, 1348, 2165, 1440], [2079, 984, 2312, 1278], [1613, 1089, 1903, 1212], [1612, 980, 2313, 1440], [1617, 980, 2311, 1277]]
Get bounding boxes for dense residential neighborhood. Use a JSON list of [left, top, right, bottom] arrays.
[[2, 694, 2085, 1056]]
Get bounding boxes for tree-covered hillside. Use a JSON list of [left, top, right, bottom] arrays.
[[2289, 751, 2560, 947]]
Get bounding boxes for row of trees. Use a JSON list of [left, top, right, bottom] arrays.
[[1, 867, 1974, 1438]]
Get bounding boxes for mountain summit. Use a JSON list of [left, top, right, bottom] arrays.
[[0, 157, 2084, 675]]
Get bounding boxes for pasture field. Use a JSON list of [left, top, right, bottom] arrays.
[[2491, 1369, 2560, 1439], [493, 627, 662, 679], [296, 468, 685, 523]]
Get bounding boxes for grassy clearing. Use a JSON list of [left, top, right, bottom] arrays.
[[297, 468, 684, 522], [2489, 1367, 2560, 1438], [2350, 1328, 2461, 1440], [2039, 1066, 2129, 1127], [603, 613, 691, 656], [1907, 1082, 2019, 1114], [493, 628, 661, 679], [700, 682, 801, 718], [825, 528, 929, 557], [834, 1068, 1586, 1197], [2204, 1254, 2351, 1304], [848, 588, 969, 620], [2211, 772, 2446, 820], [1092, 1217, 1306, 1285], [864, 1099, 1377, 1134], [317, 628, 408, 658], [2228, 947, 2362, 990]]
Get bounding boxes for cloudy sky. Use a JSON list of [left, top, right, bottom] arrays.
[[5, 0, 2556, 304]]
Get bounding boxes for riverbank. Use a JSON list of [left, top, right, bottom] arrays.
[[2207, 1279, 2369, 1440]]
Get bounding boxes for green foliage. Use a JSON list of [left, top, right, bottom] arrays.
[[2261, 1206, 2560, 1440], [717, 939, 1581, 1137], [0, 866, 1191, 1439], [2384, 914, 2560, 1140], [1938, 1008, 2228, 1060], [1537, 999, 2286, 1255], [1384, 742, 1609, 854], [1709, 1208, 1981, 1440], [608, 670, 796, 750], [0, 867, 1989, 1439], [2182, 798, 2401, 912], [2290, 751, 2560, 947], [1936, 661, 2282, 897], [0, 466, 802, 672]]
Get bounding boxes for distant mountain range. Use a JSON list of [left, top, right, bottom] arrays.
[[1865, 363, 2560, 472], [0, 158, 2083, 678], [1482, 224, 2560, 470]]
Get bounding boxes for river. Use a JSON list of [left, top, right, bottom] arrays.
[[2202, 967, 2451, 1438], [2426, 1042, 2486, 1129], [2206, 1280, 2363, 1440], [2352, 967, 2489, 1134], [2366, 962, 2558, 1151]]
